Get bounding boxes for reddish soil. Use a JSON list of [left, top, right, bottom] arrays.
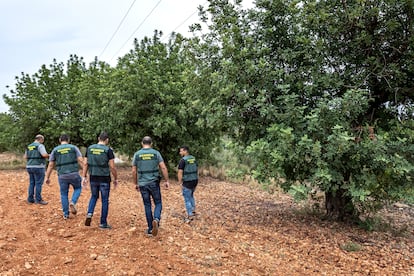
[[0, 166, 413, 275]]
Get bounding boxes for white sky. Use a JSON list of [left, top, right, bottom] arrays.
[[1, 0, 254, 113]]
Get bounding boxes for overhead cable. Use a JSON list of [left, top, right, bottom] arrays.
[[110, 0, 163, 62], [99, 0, 137, 59], [162, 1, 208, 42]]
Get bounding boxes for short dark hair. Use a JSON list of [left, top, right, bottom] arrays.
[[60, 134, 70, 142], [180, 145, 189, 152], [142, 136, 152, 145], [98, 132, 109, 141]]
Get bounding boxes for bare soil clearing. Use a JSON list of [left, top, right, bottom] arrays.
[[0, 165, 413, 275]]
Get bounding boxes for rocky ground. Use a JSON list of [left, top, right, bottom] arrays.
[[0, 163, 413, 275]]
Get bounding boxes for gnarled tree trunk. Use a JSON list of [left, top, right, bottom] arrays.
[[325, 188, 356, 221]]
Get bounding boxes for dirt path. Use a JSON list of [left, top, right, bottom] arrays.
[[0, 168, 413, 275]]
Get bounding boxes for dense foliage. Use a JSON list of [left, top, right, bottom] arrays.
[[2, 32, 220, 166], [190, 0, 414, 218]]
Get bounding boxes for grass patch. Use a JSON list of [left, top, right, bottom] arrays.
[[340, 242, 363, 252]]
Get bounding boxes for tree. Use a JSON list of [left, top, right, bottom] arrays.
[[3, 55, 96, 149], [88, 30, 221, 165], [193, 0, 414, 219], [0, 113, 19, 152], [3, 31, 221, 167]]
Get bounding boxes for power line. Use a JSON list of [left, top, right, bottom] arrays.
[[99, 0, 137, 59], [162, 1, 208, 42], [110, 0, 163, 63]]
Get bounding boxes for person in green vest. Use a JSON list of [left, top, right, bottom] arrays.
[[132, 136, 170, 237], [45, 134, 84, 219], [177, 146, 199, 223], [82, 132, 118, 229], [24, 134, 49, 205]]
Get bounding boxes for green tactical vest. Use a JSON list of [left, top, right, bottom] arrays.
[[135, 148, 160, 185], [26, 142, 45, 166], [87, 144, 110, 176], [54, 144, 79, 175], [182, 155, 198, 182]]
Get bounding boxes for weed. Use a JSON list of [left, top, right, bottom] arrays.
[[340, 242, 362, 252]]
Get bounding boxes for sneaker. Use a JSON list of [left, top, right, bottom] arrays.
[[69, 202, 77, 215], [99, 224, 112, 229], [27, 198, 35, 204], [145, 229, 153, 237], [184, 216, 193, 223], [63, 215, 69, 220], [85, 214, 92, 226], [35, 200, 48, 205], [151, 219, 159, 237]]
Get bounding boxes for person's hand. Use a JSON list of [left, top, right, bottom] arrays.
[[164, 181, 170, 189], [45, 178, 51, 185], [82, 177, 88, 188], [135, 184, 140, 192], [113, 179, 118, 189]]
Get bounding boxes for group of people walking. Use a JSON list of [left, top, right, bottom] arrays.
[[24, 132, 198, 237]]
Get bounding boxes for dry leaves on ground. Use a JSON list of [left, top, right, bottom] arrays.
[[0, 167, 413, 275]]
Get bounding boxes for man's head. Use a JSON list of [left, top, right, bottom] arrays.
[[59, 134, 70, 143], [142, 136, 152, 146], [179, 145, 189, 157], [98, 132, 110, 144], [35, 134, 45, 143]]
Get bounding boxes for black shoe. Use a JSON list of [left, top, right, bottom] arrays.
[[35, 200, 48, 205], [152, 219, 159, 237], [63, 215, 69, 220], [99, 224, 112, 229], [27, 199, 35, 204], [85, 214, 92, 226], [145, 229, 153, 237]]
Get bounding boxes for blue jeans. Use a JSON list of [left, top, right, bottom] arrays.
[[58, 174, 82, 216], [87, 182, 110, 225], [182, 186, 196, 216], [139, 181, 162, 231], [27, 167, 45, 202]]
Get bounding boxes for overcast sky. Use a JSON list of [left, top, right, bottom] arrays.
[[1, 0, 248, 113]]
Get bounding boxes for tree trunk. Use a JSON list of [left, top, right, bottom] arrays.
[[325, 188, 356, 221]]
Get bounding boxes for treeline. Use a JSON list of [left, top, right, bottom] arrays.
[[1, 0, 414, 220]]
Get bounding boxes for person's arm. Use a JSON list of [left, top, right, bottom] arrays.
[[45, 160, 55, 185], [81, 157, 88, 187], [38, 144, 49, 159], [132, 165, 139, 191], [177, 159, 185, 184], [108, 159, 118, 187], [159, 161, 169, 188], [77, 156, 84, 171], [75, 147, 83, 171], [132, 165, 137, 185], [177, 169, 183, 184]]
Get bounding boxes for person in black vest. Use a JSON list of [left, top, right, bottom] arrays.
[[132, 136, 169, 237], [45, 134, 84, 219], [177, 146, 199, 223], [24, 134, 49, 205], [82, 132, 118, 229]]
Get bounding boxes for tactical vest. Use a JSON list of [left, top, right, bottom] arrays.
[[135, 148, 160, 185], [87, 144, 110, 176], [26, 142, 45, 166], [54, 144, 79, 175], [182, 155, 198, 182]]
